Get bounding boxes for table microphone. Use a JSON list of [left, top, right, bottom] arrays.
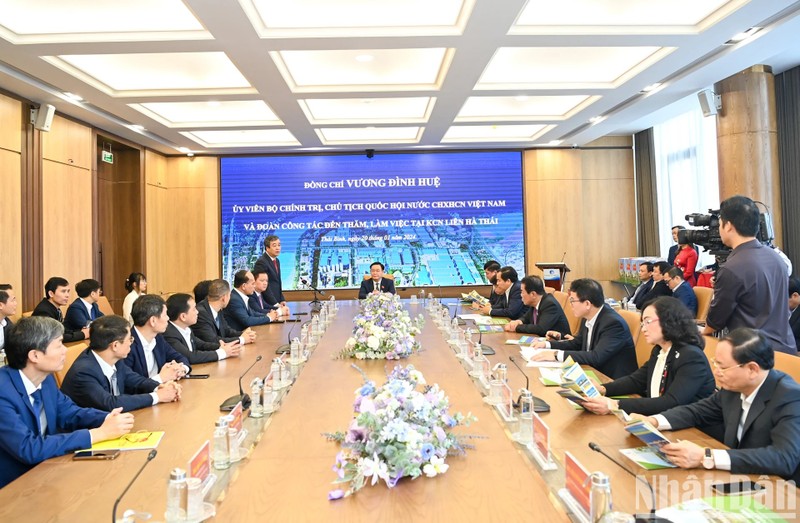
[[300, 278, 326, 296], [276, 318, 304, 354], [588, 442, 672, 523], [445, 301, 466, 325], [220, 355, 262, 411], [112, 449, 157, 523], [508, 356, 550, 412], [477, 327, 496, 355]]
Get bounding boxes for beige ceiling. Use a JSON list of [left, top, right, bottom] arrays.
[[1, 0, 799, 155]]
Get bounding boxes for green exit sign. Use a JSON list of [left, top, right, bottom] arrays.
[[101, 151, 114, 164]]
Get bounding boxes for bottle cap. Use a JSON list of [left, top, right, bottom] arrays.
[[170, 467, 187, 481]]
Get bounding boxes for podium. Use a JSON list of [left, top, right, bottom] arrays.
[[535, 262, 570, 292]]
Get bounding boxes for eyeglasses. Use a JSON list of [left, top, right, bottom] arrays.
[[568, 297, 585, 304], [641, 317, 660, 328], [121, 431, 152, 444], [712, 361, 744, 375]]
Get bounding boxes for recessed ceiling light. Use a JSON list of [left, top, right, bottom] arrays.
[[640, 83, 662, 93], [514, 95, 528, 102], [177, 147, 191, 153], [130, 124, 146, 131], [63, 92, 83, 102], [589, 116, 605, 124], [355, 54, 374, 62], [727, 26, 761, 44], [547, 140, 562, 146], [207, 101, 221, 107]]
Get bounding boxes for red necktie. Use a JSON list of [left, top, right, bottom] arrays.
[[273, 259, 278, 272]]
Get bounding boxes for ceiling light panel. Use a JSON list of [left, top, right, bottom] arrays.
[[300, 97, 435, 124], [477, 47, 670, 89], [442, 124, 552, 143], [42, 52, 253, 96], [129, 101, 281, 128], [456, 95, 598, 122], [316, 127, 422, 144], [242, 0, 474, 37], [271, 48, 452, 92], [0, 0, 208, 43], [512, 0, 737, 34], [180, 129, 299, 148]]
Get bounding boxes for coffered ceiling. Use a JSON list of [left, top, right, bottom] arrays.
[[1, 0, 799, 155]]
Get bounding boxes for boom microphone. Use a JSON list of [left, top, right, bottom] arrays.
[[508, 356, 550, 412], [300, 278, 326, 296], [112, 449, 157, 523], [588, 442, 671, 522], [220, 355, 263, 411], [445, 301, 466, 325], [276, 319, 305, 354]]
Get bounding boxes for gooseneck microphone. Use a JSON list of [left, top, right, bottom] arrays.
[[300, 277, 326, 296], [508, 356, 550, 412], [588, 442, 671, 522], [276, 318, 303, 354], [220, 355, 263, 411], [112, 449, 157, 523], [446, 301, 466, 325], [477, 327, 495, 355]]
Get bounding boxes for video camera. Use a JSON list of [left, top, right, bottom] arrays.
[[678, 208, 774, 260]]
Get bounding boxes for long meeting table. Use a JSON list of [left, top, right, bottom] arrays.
[[0, 300, 797, 522]]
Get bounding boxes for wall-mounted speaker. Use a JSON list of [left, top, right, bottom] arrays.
[[697, 90, 721, 117], [31, 103, 56, 132]]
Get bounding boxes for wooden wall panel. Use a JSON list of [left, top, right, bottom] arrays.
[[0, 149, 23, 309], [41, 115, 92, 169], [41, 161, 93, 291], [144, 183, 170, 296], [0, 93, 22, 152]]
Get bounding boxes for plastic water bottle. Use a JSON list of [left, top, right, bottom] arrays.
[[589, 472, 613, 522], [165, 468, 187, 522], [212, 420, 230, 470]]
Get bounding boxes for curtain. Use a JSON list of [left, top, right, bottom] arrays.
[[633, 129, 660, 256], [775, 66, 800, 277]]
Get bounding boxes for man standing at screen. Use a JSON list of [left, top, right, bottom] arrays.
[[253, 235, 286, 307], [358, 262, 396, 299]]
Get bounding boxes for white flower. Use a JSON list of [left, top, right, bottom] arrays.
[[355, 352, 366, 360], [366, 336, 380, 350], [359, 453, 389, 485], [422, 456, 449, 478]]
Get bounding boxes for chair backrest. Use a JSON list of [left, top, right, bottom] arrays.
[[544, 286, 555, 294], [702, 335, 721, 388], [694, 286, 713, 322], [634, 331, 654, 367], [556, 293, 581, 335], [55, 342, 88, 388], [97, 295, 115, 316], [774, 351, 800, 384], [617, 309, 643, 360], [552, 291, 568, 308], [22, 311, 33, 318]]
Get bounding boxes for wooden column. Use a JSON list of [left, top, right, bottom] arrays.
[[715, 65, 783, 245]]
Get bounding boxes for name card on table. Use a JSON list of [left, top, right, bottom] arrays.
[[188, 439, 216, 496], [494, 381, 516, 422], [531, 412, 557, 471], [229, 401, 244, 432], [557, 451, 591, 523]]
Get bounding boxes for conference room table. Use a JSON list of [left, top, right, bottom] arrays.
[[0, 300, 797, 522]]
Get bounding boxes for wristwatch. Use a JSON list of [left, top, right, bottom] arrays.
[[702, 447, 715, 469]]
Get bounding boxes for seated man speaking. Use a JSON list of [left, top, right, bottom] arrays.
[[474, 266, 527, 320], [358, 262, 396, 299], [635, 328, 800, 482], [0, 317, 135, 488], [504, 275, 570, 337]]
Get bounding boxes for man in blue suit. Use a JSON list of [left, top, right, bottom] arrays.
[[61, 315, 181, 413], [64, 278, 104, 332], [224, 270, 277, 331], [358, 262, 396, 299], [125, 295, 191, 382], [0, 316, 135, 488], [665, 267, 698, 317]]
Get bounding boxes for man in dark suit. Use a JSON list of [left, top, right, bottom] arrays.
[[0, 283, 18, 353], [253, 234, 286, 306], [225, 270, 277, 330], [504, 275, 570, 337], [64, 279, 104, 332], [61, 315, 180, 412], [32, 277, 89, 343], [125, 294, 191, 382], [789, 276, 800, 350], [641, 328, 800, 483], [665, 267, 698, 316], [358, 262, 396, 299], [250, 268, 290, 317], [475, 266, 527, 320], [192, 279, 257, 346], [640, 261, 673, 310], [483, 260, 501, 306], [630, 262, 655, 310], [165, 293, 241, 364], [0, 316, 134, 488], [532, 278, 637, 379]]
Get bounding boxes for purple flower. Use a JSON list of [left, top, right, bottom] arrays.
[[345, 420, 367, 443], [328, 489, 345, 500], [420, 443, 434, 461]]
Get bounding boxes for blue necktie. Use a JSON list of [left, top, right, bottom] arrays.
[[32, 389, 45, 435], [90, 307, 96, 321]]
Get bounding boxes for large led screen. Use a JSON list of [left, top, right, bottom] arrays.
[[220, 151, 525, 290]]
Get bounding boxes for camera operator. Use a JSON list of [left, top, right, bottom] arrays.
[[702, 195, 797, 354]]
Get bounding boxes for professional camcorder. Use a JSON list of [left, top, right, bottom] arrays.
[[678, 208, 774, 260]]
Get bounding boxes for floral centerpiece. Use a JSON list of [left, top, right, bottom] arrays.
[[324, 364, 478, 499], [339, 293, 424, 360]]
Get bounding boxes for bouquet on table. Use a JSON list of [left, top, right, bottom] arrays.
[[325, 364, 478, 499], [339, 293, 424, 360]]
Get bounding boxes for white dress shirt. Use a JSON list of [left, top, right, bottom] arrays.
[[91, 350, 158, 405], [649, 346, 671, 399], [19, 370, 47, 435], [133, 327, 162, 382], [552, 307, 602, 361], [171, 321, 227, 361]]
